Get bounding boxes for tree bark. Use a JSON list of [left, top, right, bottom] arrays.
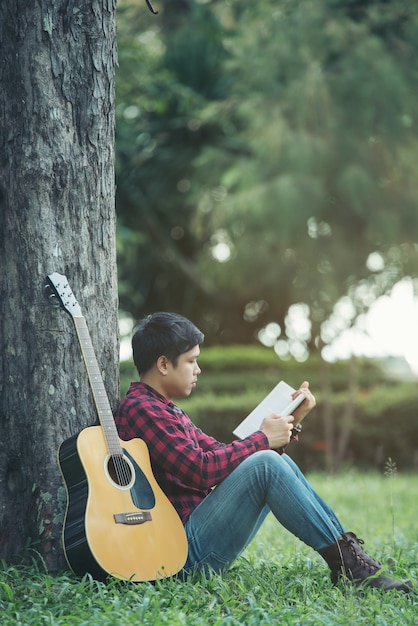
[[0, 0, 118, 571], [319, 358, 336, 473], [334, 355, 358, 471]]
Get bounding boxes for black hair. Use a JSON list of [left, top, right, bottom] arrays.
[[132, 312, 204, 376]]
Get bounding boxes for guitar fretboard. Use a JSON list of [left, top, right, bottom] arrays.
[[73, 316, 122, 457]]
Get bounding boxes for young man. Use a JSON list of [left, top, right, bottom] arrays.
[[114, 312, 412, 592]]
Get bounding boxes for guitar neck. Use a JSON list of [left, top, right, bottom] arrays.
[[73, 316, 122, 457]]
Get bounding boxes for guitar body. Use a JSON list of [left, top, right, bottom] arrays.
[[59, 426, 188, 582]]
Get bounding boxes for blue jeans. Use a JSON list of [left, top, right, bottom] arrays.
[[183, 450, 345, 574]]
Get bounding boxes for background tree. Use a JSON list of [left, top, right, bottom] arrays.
[[0, 1, 119, 569], [116, 0, 233, 325], [115, 0, 418, 472], [116, 0, 418, 348]]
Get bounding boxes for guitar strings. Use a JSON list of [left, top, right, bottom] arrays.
[[106, 425, 132, 487], [112, 452, 132, 487], [74, 319, 133, 489]]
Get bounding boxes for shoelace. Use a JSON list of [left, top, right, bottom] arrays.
[[344, 536, 383, 573]]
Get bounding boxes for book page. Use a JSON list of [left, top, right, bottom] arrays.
[[233, 380, 304, 439]]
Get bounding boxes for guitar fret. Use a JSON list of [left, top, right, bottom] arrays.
[[73, 316, 122, 456]]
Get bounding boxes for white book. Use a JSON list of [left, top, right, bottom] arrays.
[[233, 380, 305, 439]]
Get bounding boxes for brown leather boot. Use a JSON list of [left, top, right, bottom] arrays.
[[318, 532, 413, 592]]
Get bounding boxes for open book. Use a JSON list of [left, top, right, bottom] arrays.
[[233, 380, 305, 439]]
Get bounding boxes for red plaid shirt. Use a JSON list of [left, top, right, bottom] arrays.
[[114, 382, 269, 523]]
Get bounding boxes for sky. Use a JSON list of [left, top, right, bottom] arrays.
[[324, 278, 418, 376]]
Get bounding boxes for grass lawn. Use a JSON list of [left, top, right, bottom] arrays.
[[1, 471, 417, 625]]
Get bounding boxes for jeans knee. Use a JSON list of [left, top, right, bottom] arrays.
[[244, 449, 291, 482], [252, 449, 286, 467]]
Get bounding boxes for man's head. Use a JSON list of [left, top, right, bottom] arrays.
[[132, 312, 204, 376]]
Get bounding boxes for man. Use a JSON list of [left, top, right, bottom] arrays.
[[114, 312, 412, 592]]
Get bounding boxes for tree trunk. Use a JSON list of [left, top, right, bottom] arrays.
[[0, 0, 118, 571], [319, 356, 336, 472], [334, 355, 358, 471]]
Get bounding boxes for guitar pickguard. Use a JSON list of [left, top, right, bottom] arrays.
[[123, 448, 156, 510]]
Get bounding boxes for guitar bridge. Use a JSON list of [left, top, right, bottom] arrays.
[[114, 512, 152, 525]]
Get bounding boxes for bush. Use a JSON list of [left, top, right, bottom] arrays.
[[119, 346, 418, 471]]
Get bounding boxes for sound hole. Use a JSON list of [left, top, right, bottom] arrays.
[[107, 454, 133, 487]]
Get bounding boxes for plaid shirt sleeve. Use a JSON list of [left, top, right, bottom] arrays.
[[114, 383, 269, 491]]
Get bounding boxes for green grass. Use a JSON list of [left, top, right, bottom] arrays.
[[1, 472, 417, 625]]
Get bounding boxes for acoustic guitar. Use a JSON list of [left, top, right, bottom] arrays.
[[47, 272, 188, 582]]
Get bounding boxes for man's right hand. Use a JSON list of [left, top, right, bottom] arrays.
[[260, 413, 295, 450]]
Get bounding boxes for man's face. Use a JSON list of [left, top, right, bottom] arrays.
[[164, 345, 201, 399]]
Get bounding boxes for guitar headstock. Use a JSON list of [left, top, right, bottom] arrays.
[[46, 272, 83, 318]]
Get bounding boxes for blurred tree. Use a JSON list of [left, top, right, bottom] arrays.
[[115, 0, 418, 352], [193, 0, 418, 346], [201, 0, 418, 470], [116, 0, 233, 325]]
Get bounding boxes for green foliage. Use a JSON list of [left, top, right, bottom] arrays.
[[1, 472, 417, 624], [119, 345, 417, 470], [191, 344, 291, 371], [338, 383, 418, 470], [115, 0, 418, 349], [115, 0, 234, 323], [119, 344, 384, 395], [182, 380, 418, 472]]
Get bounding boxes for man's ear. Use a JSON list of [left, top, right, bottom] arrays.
[[156, 355, 169, 375]]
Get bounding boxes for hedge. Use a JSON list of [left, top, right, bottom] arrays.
[[119, 346, 418, 471]]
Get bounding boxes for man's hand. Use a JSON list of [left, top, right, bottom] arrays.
[[292, 381, 316, 425], [260, 381, 316, 449], [260, 413, 295, 449]]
